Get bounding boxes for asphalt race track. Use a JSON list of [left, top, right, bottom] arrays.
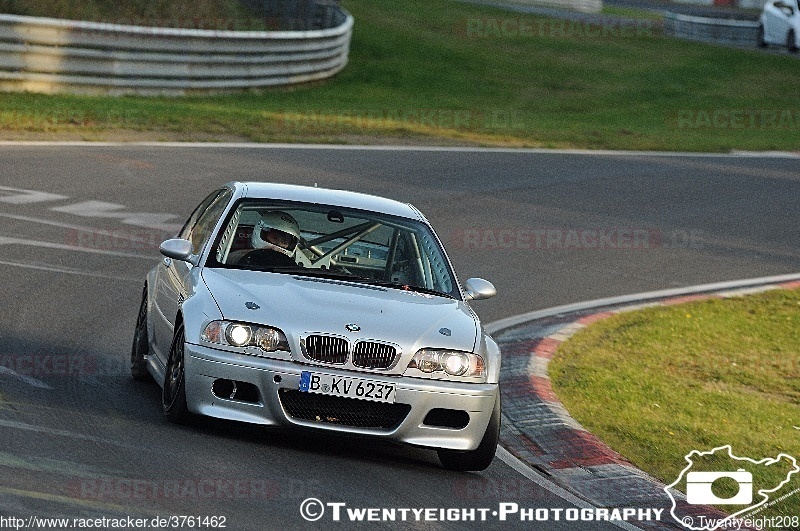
[[0, 144, 798, 530]]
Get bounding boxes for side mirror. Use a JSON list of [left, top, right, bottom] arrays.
[[159, 238, 196, 264], [463, 278, 496, 301]]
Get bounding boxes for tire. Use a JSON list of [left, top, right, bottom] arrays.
[[130, 287, 150, 381], [788, 30, 799, 53], [162, 324, 191, 424], [757, 25, 767, 48], [437, 393, 501, 472]]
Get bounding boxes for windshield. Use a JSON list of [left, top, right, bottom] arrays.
[[206, 199, 459, 299]]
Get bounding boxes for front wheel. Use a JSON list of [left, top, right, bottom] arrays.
[[789, 29, 799, 53], [162, 324, 190, 424], [438, 393, 500, 472], [130, 287, 150, 381]]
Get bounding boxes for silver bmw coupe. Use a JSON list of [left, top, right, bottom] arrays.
[[131, 182, 500, 471]]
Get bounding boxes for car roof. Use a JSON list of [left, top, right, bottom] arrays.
[[231, 182, 424, 221]]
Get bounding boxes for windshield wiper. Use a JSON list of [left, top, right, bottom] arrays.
[[354, 278, 455, 299], [260, 265, 363, 281]]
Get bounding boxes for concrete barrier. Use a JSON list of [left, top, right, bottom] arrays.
[[0, 9, 353, 95], [664, 11, 759, 46]]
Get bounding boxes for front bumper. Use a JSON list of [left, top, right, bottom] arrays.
[[183, 342, 498, 451]]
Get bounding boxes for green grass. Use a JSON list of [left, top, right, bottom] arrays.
[[0, 0, 799, 150], [550, 288, 800, 519], [0, 0, 262, 29]]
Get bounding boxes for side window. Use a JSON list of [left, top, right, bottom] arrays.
[[180, 189, 232, 256]]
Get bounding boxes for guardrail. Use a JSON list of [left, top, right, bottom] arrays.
[[0, 7, 353, 95], [664, 11, 759, 46]]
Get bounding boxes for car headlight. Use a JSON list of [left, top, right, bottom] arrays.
[[406, 349, 485, 379], [225, 323, 251, 347], [202, 321, 289, 353]]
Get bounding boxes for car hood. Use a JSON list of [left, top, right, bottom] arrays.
[[201, 268, 479, 372]]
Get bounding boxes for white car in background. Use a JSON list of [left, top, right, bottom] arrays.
[[759, 0, 799, 52]]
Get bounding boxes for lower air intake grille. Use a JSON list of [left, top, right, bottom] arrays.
[[352, 341, 397, 369], [304, 335, 348, 364], [279, 389, 411, 430]]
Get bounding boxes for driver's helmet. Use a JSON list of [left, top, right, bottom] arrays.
[[251, 211, 300, 258]]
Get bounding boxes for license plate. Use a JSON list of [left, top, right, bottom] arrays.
[[299, 371, 395, 404]]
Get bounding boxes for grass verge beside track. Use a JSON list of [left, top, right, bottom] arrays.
[[550, 288, 800, 519], [0, 0, 799, 150], [0, 0, 260, 28]]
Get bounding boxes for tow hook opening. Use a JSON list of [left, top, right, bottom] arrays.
[[211, 379, 260, 404], [423, 408, 470, 430]]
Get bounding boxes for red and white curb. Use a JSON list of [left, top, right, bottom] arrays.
[[487, 273, 800, 530]]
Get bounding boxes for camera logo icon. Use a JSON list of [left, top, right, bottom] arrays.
[[685, 469, 753, 505]]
